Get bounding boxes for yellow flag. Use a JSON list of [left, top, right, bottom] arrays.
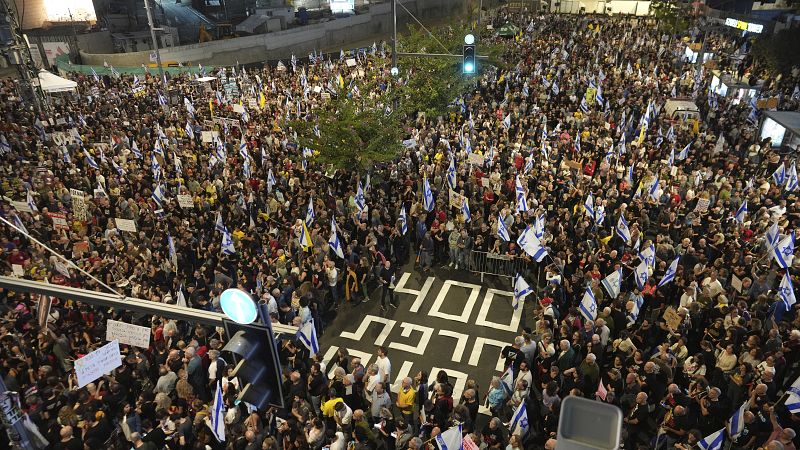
[[300, 222, 313, 250], [338, 74, 344, 89], [209, 99, 213, 115], [637, 123, 646, 146], [259, 92, 266, 110]]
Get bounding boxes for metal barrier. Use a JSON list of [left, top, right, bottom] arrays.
[[470, 250, 531, 282]]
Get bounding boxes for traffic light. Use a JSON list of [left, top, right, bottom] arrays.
[[463, 33, 476, 74], [221, 319, 285, 410]]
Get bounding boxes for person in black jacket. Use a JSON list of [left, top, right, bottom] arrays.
[[378, 260, 396, 310]]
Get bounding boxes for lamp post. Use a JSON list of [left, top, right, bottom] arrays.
[[143, 0, 165, 83]]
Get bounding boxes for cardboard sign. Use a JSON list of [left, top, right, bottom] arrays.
[[731, 274, 743, 293], [232, 104, 245, 114], [345, 58, 357, 67], [73, 241, 89, 255], [449, 189, 465, 208], [468, 153, 484, 165], [201, 131, 213, 143], [74, 340, 122, 388], [47, 212, 69, 230], [115, 218, 137, 233], [11, 264, 23, 277], [321, 92, 331, 100], [663, 306, 682, 330], [313, 86, 322, 94], [694, 198, 710, 213], [70, 189, 89, 221], [564, 160, 583, 170], [177, 194, 194, 208], [106, 320, 151, 348]]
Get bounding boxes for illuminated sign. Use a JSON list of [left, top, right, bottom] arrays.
[[330, 0, 354, 14], [725, 18, 763, 34], [44, 0, 97, 22]]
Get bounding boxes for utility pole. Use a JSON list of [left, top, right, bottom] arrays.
[[0, 0, 44, 113], [143, 0, 166, 83], [391, 0, 398, 72]]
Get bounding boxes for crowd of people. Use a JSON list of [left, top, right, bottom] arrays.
[[0, 6, 800, 450]]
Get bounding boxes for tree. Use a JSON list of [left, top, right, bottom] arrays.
[[751, 28, 800, 76], [649, 0, 690, 33], [290, 84, 403, 170]]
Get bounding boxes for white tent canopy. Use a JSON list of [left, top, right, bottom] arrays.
[[38, 70, 77, 93]]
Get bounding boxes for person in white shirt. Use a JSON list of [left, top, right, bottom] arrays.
[[701, 272, 723, 301], [375, 346, 392, 384]]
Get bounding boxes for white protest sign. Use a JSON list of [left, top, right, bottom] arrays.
[[115, 218, 137, 233], [468, 153, 484, 165], [11, 201, 32, 213], [11, 264, 23, 277], [106, 320, 151, 348], [232, 104, 245, 114], [70, 189, 88, 221], [177, 194, 194, 208], [74, 340, 122, 388], [345, 58, 357, 67], [694, 198, 710, 213], [201, 131, 213, 143]]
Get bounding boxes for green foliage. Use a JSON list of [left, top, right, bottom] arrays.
[[751, 28, 800, 76], [649, 0, 689, 33], [290, 85, 403, 170]]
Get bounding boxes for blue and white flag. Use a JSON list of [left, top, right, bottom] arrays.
[[584, 192, 595, 219], [779, 271, 796, 309], [667, 148, 675, 167], [329, 218, 344, 259], [595, 84, 604, 105], [500, 366, 515, 396], [784, 375, 800, 414], [153, 139, 164, 157], [91, 67, 99, 82], [735, 200, 748, 223], [215, 211, 227, 233], [435, 425, 463, 450], [595, 205, 606, 226], [634, 259, 649, 290], [112, 159, 125, 176], [85, 154, 100, 170], [502, 114, 511, 129], [305, 197, 315, 227], [602, 268, 622, 299], [447, 157, 457, 190], [666, 125, 675, 142], [423, 177, 434, 212], [238, 137, 248, 160], [676, 141, 690, 161], [580, 96, 589, 113], [728, 401, 748, 440], [509, 402, 530, 437], [534, 213, 546, 239], [787, 162, 799, 192], [774, 232, 795, 269], [579, 286, 598, 322], [173, 153, 183, 175], [773, 163, 787, 186], [131, 141, 142, 159], [355, 182, 367, 212], [151, 154, 161, 181], [462, 198, 471, 223], [515, 176, 529, 213], [648, 174, 660, 201], [497, 214, 510, 242], [616, 213, 631, 243], [167, 235, 177, 268], [209, 381, 226, 442], [151, 183, 166, 207], [658, 256, 680, 288], [518, 228, 548, 262], [513, 274, 532, 310], [766, 222, 780, 256], [185, 120, 194, 139], [26, 189, 37, 212], [698, 429, 725, 450], [297, 319, 320, 356], [11, 213, 27, 235], [221, 228, 236, 255], [399, 206, 408, 234], [267, 168, 277, 192], [639, 243, 656, 268]]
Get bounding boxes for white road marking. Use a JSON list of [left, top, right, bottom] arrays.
[[437, 329, 470, 363], [475, 288, 524, 332], [429, 280, 480, 323]]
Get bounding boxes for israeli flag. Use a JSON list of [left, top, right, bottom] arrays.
[[85, 154, 100, 170], [215, 212, 227, 233], [575, 134, 581, 153], [595, 84, 604, 105], [399, 206, 408, 234], [465, 136, 473, 153], [112, 159, 125, 176], [616, 213, 631, 243], [648, 174, 660, 201], [728, 401, 748, 440], [509, 402, 530, 437], [151, 154, 161, 181], [355, 182, 367, 212], [698, 429, 725, 450], [435, 424, 463, 450], [297, 319, 320, 356], [551, 79, 559, 95], [503, 113, 511, 129], [173, 153, 183, 175], [243, 158, 251, 179], [634, 259, 650, 290], [584, 192, 595, 219], [524, 151, 534, 174], [773, 163, 787, 186], [168, 235, 177, 268], [462, 198, 471, 223], [534, 213, 546, 239], [185, 120, 194, 139], [26, 190, 38, 212], [658, 256, 680, 288], [666, 125, 675, 142], [151, 184, 166, 207], [639, 243, 656, 268], [667, 148, 675, 167], [779, 271, 796, 309], [735, 200, 747, 223], [500, 366, 515, 396], [784, 375, 800, 414], [221, 228, 236, 255], [580, 96, 589, 113], [131, 141, 142, 159], [602, 268, 623, 299], [513, 274, 532, 310], [328, 218, 344, 259], [423, 177, 435, 212], [267, 168, 277, 192], [787, 162, 799, 192], [595, 205, 606, 226], [447, 158, 457, 190], [497, 214, 510, 242], [11, 213, 28, 235], [766, 222, 780, 256], [773, 232, 795, 269], [515, 176, 529, 213], [239, 137, 248, 160], [578, 286, 597, 322], [305, 197, 315, 227], [91, 67, 99, 82], [519, 229, 548, 262], [208, 381, 226, 442]]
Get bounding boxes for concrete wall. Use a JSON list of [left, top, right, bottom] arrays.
[[80, 0, 465, 66]]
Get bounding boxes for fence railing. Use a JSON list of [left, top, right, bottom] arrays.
[[470, 250, 531, 282]]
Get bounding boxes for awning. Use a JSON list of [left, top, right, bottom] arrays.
[[37, 70, 77, 93]]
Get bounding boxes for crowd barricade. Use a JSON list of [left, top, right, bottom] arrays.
[[469, 250, 530, 282]]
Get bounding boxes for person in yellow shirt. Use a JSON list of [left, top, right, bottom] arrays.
[[321, 395, 343, 418], [395, 377, 416, 427]]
